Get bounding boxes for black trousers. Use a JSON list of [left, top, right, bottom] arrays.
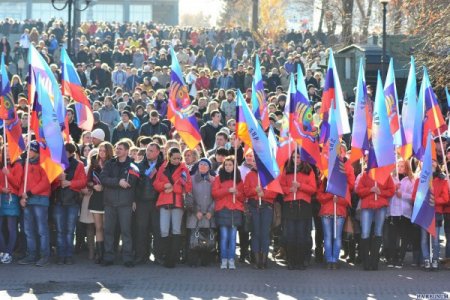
[[104, 205, 133, 263], [385, 216, 410, 263], [134, 201, 161, 261]]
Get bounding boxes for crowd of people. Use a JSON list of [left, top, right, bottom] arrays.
[[0, 18, 449, 272]]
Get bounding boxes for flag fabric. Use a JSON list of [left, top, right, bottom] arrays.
[[422, 67, 447, 137], [252, 55, 270, 130], [319, 49, 350, 145], [60, 48, 94, 131], [446, 86, 450, 110], [367, 72, 396, 185], [349, 59, 371, 164], [128, 163, 140, 178], [287, 72, 321, 167], [413, 77, 425, 159], [277, 92, 295, 173], [167, 47, 201, 150], [236, 90, 282, 193], [384, 58, 401, 144], [412, 133, 436, 237], [399, 57, 417, 160], [325, 108, 348, 198], [31, 75, 68, 182], [0, 54, 25, 162], [28, 45, 66, 130]]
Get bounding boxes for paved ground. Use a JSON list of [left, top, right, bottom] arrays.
[[1, 254, 449, 300]]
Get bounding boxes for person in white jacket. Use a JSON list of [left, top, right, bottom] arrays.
[[385, 159, 415, 268]]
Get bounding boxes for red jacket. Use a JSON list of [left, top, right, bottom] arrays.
[[212, 177, 245, 212], [0, 161, 24, 196], [412, 176, 449, 214], [280, 170, 317, 203], [317, 162, 355, 217], [20, 160, 51, 197], [356, 173, 395, 209], [195, 76, 210, 91], [243, 170, 278, 204], [52, 159, 87, 193], [154, 162, 192, 208]]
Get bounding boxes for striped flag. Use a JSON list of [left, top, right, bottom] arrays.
[[384, 58, 401, 145], [399, 57, 417, 160]]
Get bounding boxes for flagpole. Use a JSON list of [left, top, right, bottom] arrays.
[[333, 196, 337, 239], [23, 105, 32, 197], [2, 129, 10, 202], [394, 146, 400, 181], [233, 141, 238, 204], [200, 140, 208, 158], [257, 173, 262, 206], [436, 127, 450, 187], [375, 181, 378, 201], [429, 234, 432, 263], [293, 143, 298, 200]]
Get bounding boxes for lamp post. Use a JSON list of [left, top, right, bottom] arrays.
[[380, 0, 389, 81], [51, 0, 91, 58]]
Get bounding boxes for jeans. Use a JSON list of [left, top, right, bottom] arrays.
[[53, 203, 79, 257], [285, 219, 310, 246], [24, 203, 50, 259], [0, 216, 18, 254], [444, 214, 450, 258], [321, 216, 345, 263], [220, 226, 237, 260], [361, 207, 387, 239], [249, 204, 273, 254], [160, 207, 184, 238], [421, 226, 441, 261], [104, 205, 133, 263]]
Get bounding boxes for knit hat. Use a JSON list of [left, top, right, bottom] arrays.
[[30, 141, 40, 153], [198, 158, 212, 169], [91, 128, 105, 142], [93, 111, 100, 121]]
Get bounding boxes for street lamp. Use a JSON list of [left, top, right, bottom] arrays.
[[380, 0, 389, 81], [51, 0, 91, 58]]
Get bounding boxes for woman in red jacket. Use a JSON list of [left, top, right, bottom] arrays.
[[356, 172, 395, 270], [244, 168, 278, 269], [412, 160, 449, 270], [317, 161, 355, 269], [0, 145, 24, 264], [154, 147, 192, 268], [280, 155, 317, 270], [212, 156, 244, 270]]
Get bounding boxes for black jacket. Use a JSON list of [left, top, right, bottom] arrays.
[[93, 121, 111, 142], [200, 121, 223, 150], [100, 156, 138, 207], [139, 122, 169, 138], [136, 156, 163, 202]]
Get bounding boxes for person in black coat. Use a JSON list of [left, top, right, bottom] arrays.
[[89, 60, 108, 90], [76, 63, 88, 88], [111, 110, 139, 145], [139, 110, 169, 138], [134, 142, 164, 264], [92, 112, 111, 142]]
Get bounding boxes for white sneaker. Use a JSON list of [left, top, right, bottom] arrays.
[[0, 252, 4, 260], [1, 253, 12, 264], [220, 258, 228, 269], [228, 259, 236, 269]]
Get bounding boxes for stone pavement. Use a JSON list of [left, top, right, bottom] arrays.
[[0, 256, 449, 300]]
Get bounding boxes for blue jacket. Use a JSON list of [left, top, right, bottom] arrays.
[[211, 55, 226, 71]]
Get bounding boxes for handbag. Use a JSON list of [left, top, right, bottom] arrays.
[[343, 215, 355, 241], [189, 220, 216, 252]]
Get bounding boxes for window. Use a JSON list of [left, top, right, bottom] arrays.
[[82, 4, 123, 23], [345, 57, 351, 80], [130, 4, 153, 22], [0, 3, 26, 20], [32, 3, 67, 20]]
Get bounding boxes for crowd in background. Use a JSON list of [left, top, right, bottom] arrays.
[[0, 18, 449, 271]]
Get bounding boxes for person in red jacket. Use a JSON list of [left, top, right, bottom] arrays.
[[356, 172, 395, 271], [244, 168, 279, 269], [52, 142, 87, 265], [280, 154, 317, 270], [0, 145, 24, 264], [153, 147, 192, 268], [317, 160, 355, 270], [444, 187, 450, 265], [412, 160, 449, 270], [18, 141, 52, 267], [212, 156, 244, 270]]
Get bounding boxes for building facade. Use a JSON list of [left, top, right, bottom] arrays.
[[0, 0, 179, 24]]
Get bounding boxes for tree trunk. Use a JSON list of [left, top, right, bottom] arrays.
[[252, 0, 259, 32], [341, 0, 354, 45], [318, 0, 328, 33]]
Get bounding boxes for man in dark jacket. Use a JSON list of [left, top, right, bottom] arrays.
[[67, 109, 82, 144], [134, 142, 163, 264], [92, 112, 111, 142], [139, 110, 169, 138], [200, 110, 223, 150], [100, 141, 138, 267], [111, 110, 139, 145], [89, 59, 108, 90]]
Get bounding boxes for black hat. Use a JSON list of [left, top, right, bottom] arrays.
[[30, 141, 40, 153]]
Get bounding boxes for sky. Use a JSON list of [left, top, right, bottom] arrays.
[[179, 0, 223, 25]]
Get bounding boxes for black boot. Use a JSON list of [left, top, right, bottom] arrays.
[[297, 245, 305, 270], [371, 236, 382, 271], [261, 253, 268, 269], [286, 245, 296, 270], [166, 235, 181, 268], [95, 241, 104, 264], [360, 238, 371, 271], [315, 247, 324, 263], [160, 237, 172, 268], [253, 252, 260, 269]]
